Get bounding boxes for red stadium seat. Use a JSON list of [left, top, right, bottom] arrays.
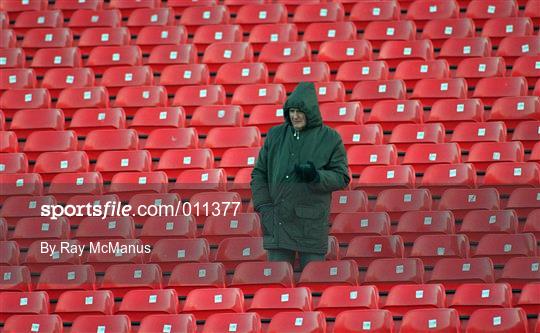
[[75, 216, 134, 245], [0, 195, 55, 226], [406, 0, 459, 29], [525, 0, 540, 26], [438, 37, 492, 66], [334, 309, 394, 333], [422, 18, 475, 49], [248, 287, 312, 319], [159, 64, 210, 92], [36, 265, 95, 299], [147, 44, 198, 73], [330, 190, 369, 220], [512, 121, 540, 149], [336, 61, 389, 91], [351, 80, 407, 109], [315, 285, 378, 318], [108, 171, 168, 201], [149, 238, 210, 271], [412, 78, 467, 107], [11, 216, 69, 248], [190, 105, 243, 135], [10, 108, 64, 139], [82, 128, 138, 160], [354, 165, 415, 196], [55, 290, 114, 322], [482, 17, 533, 47], [69, 108, 125, 137], [0, 265, 29, 291], [193, 24, 243, 53], [144, 128, 199, 158], [449, 283, 512, 315], [292, 3, 345, 32], [0, 68, 36, 91], [344, 235, 404, 268], [155, 148, 213, 179], [523, 209, 540, 238], [204, 126, 261, 158], [0, 48, 25, 70], [201, 42, 253, 73], [0, 0, 48, 20], [363, 20, 416, 49], [378, 40, 434, 69], [466, 308, 528, 333], [0, 173, 44, 205], [167, 262, 226, 297], [313, 81, 346, 103], [219, 147, 259, 177], [317, 40, 372, 72], [429, 257, 495, 290], [267, 311, 326, 333], [126, 7, 175, 35], [383, 283, 446, 316], [101, 65, 154, 96], [56, 86, 109, 117], [274, 62, 330, 92], [23, 130, 77, 161], [214, 237, 266, 271], [402, 143, 459, 172], [229, 261, 293, 295], [258, 41, 311, 72], [421, 163, 477, 196], [0, 240, 20, 266], [400, 308, 460, 333], [42, 67, 95, 99], [235, 4, 287, 33], [214, 62, 268, 94], [496, 36, 540, 65], [410, 234, 469, 267], [482, 162, 540, 194], [439, 188, 500, 220], [0, 291, 49, 323], [347, 144, 397, 175], [460, 210, 518, 242], [71, 315, 131, 333], [374, 188, 433, 220], [140, 314, 197, 333], [99, 264, 162, 297], [129, 106, 185, 136], [330, 212, 390, 243], [112, 85, 167, 116], [140, 215, 196, 244], [467, 142, 524, 172], [201, 213, 262, 245], [0, 88, 51, 118], [302, 21, 356, 51], [95, 150, 151, 181], [30, 47, 81, 76], [3, 314, 63, 333], [474, 233, 537, 265], [73, 26, 129, 55], [473, 76, 528, 106], [118, 289, 178, 322], [86, 45, 142, 75], [248, 23, 297, 53], [320, 102, 363, 129], [466, 0, 518, 28], [512, 55, 540, 87], [67, 9, 122, 35], [202, 313, 260, 333], [456, 57, 506, 88], [335, 124, 383, 149], [82, 239, 146, 272], [179, 5, 230, 35], [33, 151, 89, 182], [0, 29, 16, 49], [23, 239, 81, 273], [395, 210, 455, 243], [364, 258, 424, 292], [183, 287, 244, 321], [349, 1, 400, 29], [0, 153, 27, 174], [298, 260, 359, 293], [172, 84, 226, 116], [451, 121, 507, 150], [394, 59, 450, 90], [47, 172, 103, 203], [171, 168, 227, 199], [22, 28, 73, 56], [498, 257, 540, 289], [390, 124, 446, 152]]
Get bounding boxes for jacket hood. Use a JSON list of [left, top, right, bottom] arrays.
[[283, 82, 322, 130]]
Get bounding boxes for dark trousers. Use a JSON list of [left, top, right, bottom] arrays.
[[267, 248, 325, 271]]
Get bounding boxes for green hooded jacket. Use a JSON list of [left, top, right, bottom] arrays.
[[250, 82, 350, 254]]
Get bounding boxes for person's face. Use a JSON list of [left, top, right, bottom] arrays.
[[289, 108, 306, 130]]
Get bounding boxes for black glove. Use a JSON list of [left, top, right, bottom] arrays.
[[294, 161, 319, 182]]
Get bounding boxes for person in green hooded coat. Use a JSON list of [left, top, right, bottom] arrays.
[[250, 81, 350, 270]]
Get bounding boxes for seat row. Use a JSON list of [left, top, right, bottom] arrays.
[[1, 308, 536, 333]]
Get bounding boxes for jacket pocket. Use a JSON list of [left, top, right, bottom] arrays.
[[260, 209, 275, 237]]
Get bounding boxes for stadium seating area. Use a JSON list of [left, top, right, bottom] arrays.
[[1, 0, 540, 332]]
